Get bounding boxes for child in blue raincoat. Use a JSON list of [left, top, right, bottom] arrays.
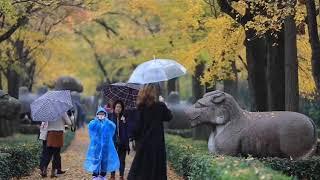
[[84, 107, 120, 179]]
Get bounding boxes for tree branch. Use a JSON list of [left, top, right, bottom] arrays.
[[203, 0, 218, 18], [94, 19, 119, 37], [106, 12, 142, 26], [217, 0, 251, 26], [74, 29, 110, 83], [0, 16, 28, 43], [12, 0, 54, 6], [44, 14, 69, 35], [238, 55, 248, 71]]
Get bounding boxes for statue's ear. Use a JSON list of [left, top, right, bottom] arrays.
[[211, 92, 225, 104], [214, 108, 230, 124]]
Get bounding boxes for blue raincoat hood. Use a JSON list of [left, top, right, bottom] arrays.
[[84, 107, 119, 173], [96, 106, 107, 116]]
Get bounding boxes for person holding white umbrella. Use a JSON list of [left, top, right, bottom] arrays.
[[127, 58, 185, 180], [128, 83, 172, 180]]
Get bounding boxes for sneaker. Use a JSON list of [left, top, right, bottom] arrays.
[[92, 176, 100, 180], [98, 175, 107, 180]]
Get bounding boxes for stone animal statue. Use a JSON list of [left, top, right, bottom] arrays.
[[0, 90, 21, 137], [19, 87, 37, 116], [185, 90, 317, 159]]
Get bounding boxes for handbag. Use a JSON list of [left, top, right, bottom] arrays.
[[47, 131, 64, 147]]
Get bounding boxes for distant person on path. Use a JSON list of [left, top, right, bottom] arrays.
[[104, 102, 113, 114], [40, 112, 72, 178], [84, 107, 119, 180], [109, 100, 130, 180], [128, 84, 173, 180]]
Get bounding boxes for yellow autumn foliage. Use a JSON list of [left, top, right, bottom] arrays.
[[1, 0, 316, 98]]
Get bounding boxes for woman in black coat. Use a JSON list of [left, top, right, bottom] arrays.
[[128, 84, 172, 180]]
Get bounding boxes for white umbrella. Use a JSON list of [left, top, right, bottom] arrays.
[[128, 59, 187, 84]]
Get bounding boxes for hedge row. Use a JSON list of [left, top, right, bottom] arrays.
[[0, 142, 41, 179], [0, 130, 75, 179], [262, 156, 320, 180], [165, 135, 290, 180]]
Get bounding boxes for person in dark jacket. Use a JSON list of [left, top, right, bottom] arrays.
[[109, 100, 130, 180], [128, 84, 172, 180]]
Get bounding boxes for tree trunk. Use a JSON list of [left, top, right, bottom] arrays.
[[167, 78, 177, 95], [27, 61, 36, 91], [266, 31, 285, 111], [224, 61, 239, 98], [191, 62, 210, 140], [245, 31, 268, 111], [224, 80, 238, 96], [284, 16, 299, 111], [192, 62, 205, 102], [306, 0, 320, 92], [7, 67, 20, 99], [0, 120, 4, 137], [0, 72, 2, 90]]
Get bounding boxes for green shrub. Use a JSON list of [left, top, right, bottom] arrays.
[[0, 133, 37, 145], [0, 142, 41, 179], [262, 156, 320, 180], [165, 135, 290, 180], [0, 130, 74, 179], [0, 153, 11, 179]]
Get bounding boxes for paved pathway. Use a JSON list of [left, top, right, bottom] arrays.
[[19, 127, 183, 180]]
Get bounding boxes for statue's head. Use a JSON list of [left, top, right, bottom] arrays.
[[185, 90, 239, 127], [0, 90, 9, 99]]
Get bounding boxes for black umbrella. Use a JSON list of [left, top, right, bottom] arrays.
[[102, 82, 142, 109]]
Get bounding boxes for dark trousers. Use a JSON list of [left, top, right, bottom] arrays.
[[111, 146, 127, 177], [40, 141, 61, 170]]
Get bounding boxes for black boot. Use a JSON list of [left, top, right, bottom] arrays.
[[40, 167, 47, 178], [57, 169, 66, 175]]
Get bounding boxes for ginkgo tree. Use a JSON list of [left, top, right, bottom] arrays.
[[0, 0, 109, 97], [1, 0, 317, 112]]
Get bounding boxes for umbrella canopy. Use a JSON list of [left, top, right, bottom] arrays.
[[31, 90, 73, 122], [102, 82, 141, 109], [128, 59, 187, 84]]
